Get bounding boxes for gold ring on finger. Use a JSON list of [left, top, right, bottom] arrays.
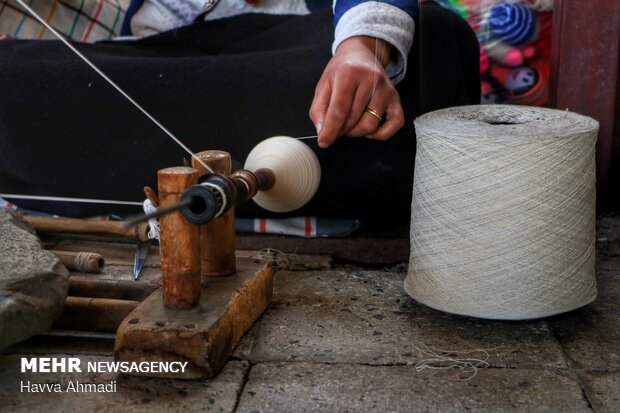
[[365, 107, 383, 121]]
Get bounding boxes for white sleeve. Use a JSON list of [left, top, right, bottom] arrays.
[[333, 1, 415, 85]]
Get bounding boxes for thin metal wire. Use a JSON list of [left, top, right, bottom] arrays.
[[0, 193, 143, 206], [295, 135, 318, 140], [14, 0, 214, 175], [123, 198, 192, 227]]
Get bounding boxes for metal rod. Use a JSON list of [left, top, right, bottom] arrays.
[[0, 193, 143, 206], [123, 198, 192, 227]]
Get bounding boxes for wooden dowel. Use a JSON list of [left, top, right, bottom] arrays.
[[53, 251, 105, 273], [143, 186, 159, 207], [158, 166, 201, 309], [254, 168, 276, 191], [54, 297, 139, 333], [68, 276, 157, 301], [193, 151, 236, 276], [24, 215, 150, 241]]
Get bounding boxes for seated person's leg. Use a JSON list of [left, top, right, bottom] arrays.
[[0, 6, 479, 226]]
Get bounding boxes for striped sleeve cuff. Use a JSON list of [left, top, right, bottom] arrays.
[[333, 1, 415, 85]]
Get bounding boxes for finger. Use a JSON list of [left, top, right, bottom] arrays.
[[339, 78, 374, 136], [309, 77, 332, 136], [318, 75, 358, 148], [346, 88, 390, 138], [369, 97, 405, 141]]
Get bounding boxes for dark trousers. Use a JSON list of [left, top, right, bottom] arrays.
[[0, 3, 479, 225]]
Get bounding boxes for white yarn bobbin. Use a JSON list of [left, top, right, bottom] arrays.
[[406, 105, 599, 320], [245, 136, 321, 213]]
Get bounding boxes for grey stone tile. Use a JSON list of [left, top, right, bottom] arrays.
[[581, 370, 620, 413], [236, 226, 410, 265], [233, 322, 260, 360], [3, 333, 115, 356], [596, 254, 620, 273], [0, 354, 248, 412], [236, 250, 333, 271], [250, 271, 567, 368], [237, 362, 590, 413], [596, 214, 620, 272], [550, 272, 620, 369]]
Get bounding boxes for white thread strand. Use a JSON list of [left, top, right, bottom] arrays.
[[201, 182, 228, 218], [371, 36, 379, 99], [412, 344, 505, 380], [405, 105, 598, 320], [143, 199, 160, 240], [14, 0, 214, 175], [0, 193, 142, 206], [245, 136, 321, 212]]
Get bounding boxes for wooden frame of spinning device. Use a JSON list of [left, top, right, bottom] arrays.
[[5, 2, 321, 379], [115, 141, 319, 378], [114, 150, 276, 379]]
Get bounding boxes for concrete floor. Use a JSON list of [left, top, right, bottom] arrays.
[[0, 214, 618, 412]]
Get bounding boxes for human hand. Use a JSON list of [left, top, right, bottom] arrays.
[[0, 34, 12, 41], [309, 36, 405, 148]]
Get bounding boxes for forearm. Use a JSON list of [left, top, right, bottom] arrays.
[[336, 35, 392, 67], [332, 1, 417, 84]]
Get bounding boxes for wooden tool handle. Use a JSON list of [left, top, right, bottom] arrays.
[[55, 297, 140, 333], [24, 215, 150, 241], [53, 251, 105, 273]]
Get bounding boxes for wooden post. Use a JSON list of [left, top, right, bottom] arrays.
[[192, 151, 236, 276], [550, 0, 620, 193], [157, 166, 201, 308]]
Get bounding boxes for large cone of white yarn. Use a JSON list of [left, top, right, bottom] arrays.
[[405, 105, 599, 320]]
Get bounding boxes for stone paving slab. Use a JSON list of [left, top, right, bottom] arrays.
[[236, 227, 410, 265], [3, 333, 115, 356], [237, 362, 591, 413], [249, 271, 567, 368], [550, 272, 620, 369], [0, 355, 248, 413], [580, 370, 620, 413]]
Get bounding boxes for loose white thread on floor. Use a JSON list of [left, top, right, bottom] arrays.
[[257, 248, 293, 270], [143, 199, 160, 240], [245, 136, 321, 213], [412, 344, 505, 380], [405, 105, 599, 320]]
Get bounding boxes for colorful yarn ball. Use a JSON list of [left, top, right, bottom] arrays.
[[489, 2, 537, 46]]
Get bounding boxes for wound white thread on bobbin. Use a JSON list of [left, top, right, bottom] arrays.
[[245, 136, 321, 213], [406, 105, 599, 320], [143, 199, 160, 240]]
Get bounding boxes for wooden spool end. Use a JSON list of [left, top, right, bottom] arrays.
[[158, 166, 201, 309], [114, 257, 273, 378], [193, 151, 236, 276]]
